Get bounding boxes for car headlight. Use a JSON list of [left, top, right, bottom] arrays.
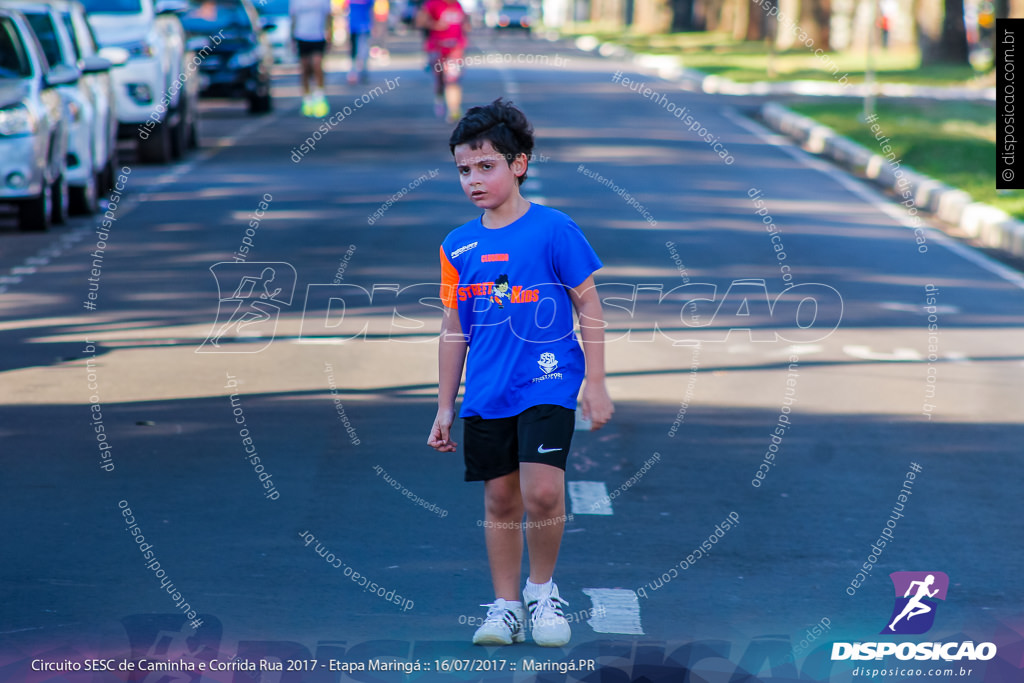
[[227, 48, 261, 69], [0, 104, 36, 136], [120, 39, 156, 59]]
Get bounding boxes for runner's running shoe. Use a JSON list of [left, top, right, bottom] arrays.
[[471, 598, 525, 645], [312, 96, 329, 118], [523, 582, 571, 647]]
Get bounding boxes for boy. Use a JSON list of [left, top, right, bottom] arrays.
[[427, 99, 613, 647]]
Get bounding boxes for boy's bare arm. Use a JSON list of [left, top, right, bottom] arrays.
[[569, 275, 613, 430], [428, 306, 467, 451]]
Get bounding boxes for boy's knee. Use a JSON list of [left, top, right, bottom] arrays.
[[485, 484, 522, 518], [523, 487, 562, 517]]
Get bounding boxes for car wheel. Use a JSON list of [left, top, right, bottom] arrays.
[[51, 173, 69, 225], [248, 92, 273, 115], [138, 122, 173, 164], [171, 115, 187, 159], [71, 169, 100, 215], [102, 147, 119, 194], [187, 112, 199, 149], [17, 181, 53, 232]]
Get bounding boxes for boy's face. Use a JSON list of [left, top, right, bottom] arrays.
[[453, 140, 527, 212]]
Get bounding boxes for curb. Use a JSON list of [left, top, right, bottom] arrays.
[[760, 102, 1024, 259]]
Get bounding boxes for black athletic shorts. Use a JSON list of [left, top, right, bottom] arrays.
[[296, 39, 327, 58], [462, 404, 575, 482]]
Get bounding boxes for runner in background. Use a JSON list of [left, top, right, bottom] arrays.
[[346, 0, 373, 84], [291, 0, 334, 117], [416, 0, 469, 122]]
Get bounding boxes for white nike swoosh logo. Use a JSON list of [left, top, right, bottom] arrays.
[[537, 445, 561, 453]]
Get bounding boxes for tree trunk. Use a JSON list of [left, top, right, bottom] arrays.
[[671, 0, 698, 30], [745, 0, 771, 41], [732, 0, 750, 40], [995, 0, 1024, 18], [633, 0, 673, 31], [698, 0, 728, 31], [917, 0, 970, 65], [799, 0, 832, 51]]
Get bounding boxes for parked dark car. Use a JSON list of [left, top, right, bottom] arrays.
[[181, 0, 272, 114]]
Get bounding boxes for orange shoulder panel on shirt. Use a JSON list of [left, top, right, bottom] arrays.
[[439, 246, 459, 309]]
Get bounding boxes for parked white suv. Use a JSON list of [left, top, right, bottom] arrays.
[[81, 0, 198, 163]]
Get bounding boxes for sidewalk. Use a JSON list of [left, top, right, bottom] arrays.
[[569, 33, 1020, 261]]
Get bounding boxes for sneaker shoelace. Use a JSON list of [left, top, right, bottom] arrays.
[[480, 602, 520, 632], [529, 594, 568, 626]]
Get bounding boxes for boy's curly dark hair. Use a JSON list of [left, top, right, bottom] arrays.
[[448, 98, 534, 185]]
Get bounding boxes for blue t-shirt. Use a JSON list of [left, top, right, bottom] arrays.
[[348, 0, 373, 34], [439, 203, 602, 419]]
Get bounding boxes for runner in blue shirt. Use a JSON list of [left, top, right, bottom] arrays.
[[428, 98, 613, 647], [346, 0, 373, 84]]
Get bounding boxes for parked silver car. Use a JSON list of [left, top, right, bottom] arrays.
[[0, 7, 74, 231], [3, 0, 117, 214]]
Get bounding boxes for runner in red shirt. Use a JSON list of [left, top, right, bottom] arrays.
[[416, 0, 469, 122]]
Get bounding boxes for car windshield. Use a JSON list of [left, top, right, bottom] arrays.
[[0, 17, 33, 78], [61, 14, 82, 60], [77, 0, 144, 13], [253, 0, 287, 15], [182, 0, 251, 32], [23, 12, 65, 68]]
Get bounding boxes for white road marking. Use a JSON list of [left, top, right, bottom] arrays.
[[776, 343, 823, 356], [582, 588, 644, 635], [568, 481, 612, 515], [880, 302, 960, 315], [843, 345, 923, 361]]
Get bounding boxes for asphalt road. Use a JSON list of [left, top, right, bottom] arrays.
[[1, 30, 1022, 683]]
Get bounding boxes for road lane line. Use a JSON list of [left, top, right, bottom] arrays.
[[582, 588, 644, 634], [568, 481, 612, 515]]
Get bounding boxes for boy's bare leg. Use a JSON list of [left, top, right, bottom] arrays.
[[484, 470, 524, 600], [519, 462, 565, 585]]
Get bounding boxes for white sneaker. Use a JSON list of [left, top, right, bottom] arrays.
[[523, 582, 571, 647], [471, 598, 525, 646]]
